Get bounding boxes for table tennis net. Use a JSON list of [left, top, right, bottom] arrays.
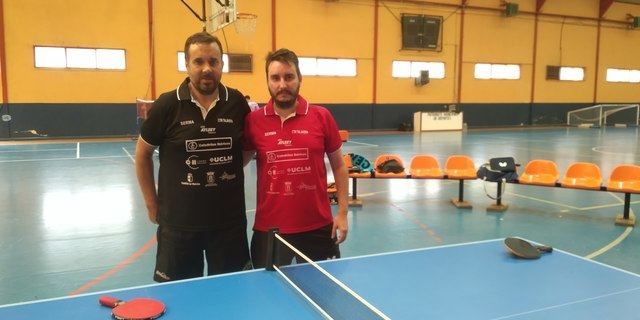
[[273, 234, 390, 320]]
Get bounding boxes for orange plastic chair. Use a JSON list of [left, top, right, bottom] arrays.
[[409, 155, 444, 178], [373, 154, 407, 178], [344, 154, 371, 178], [519, 160, 559, 186], [607, 164, 640, 193], [339, 130, 349, 142], [561, 162, 602, 190], [444, 155, 477, 180]]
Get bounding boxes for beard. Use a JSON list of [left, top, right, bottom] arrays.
[[269, 87, 299, 109], [195, 77, 219, 95]]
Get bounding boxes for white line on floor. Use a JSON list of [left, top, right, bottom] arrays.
[[584, 192, 634, 259], [122, 147, 135, 163]]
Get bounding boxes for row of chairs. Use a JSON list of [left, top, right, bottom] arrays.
[[346, 154, 640, 193], [340, 154, 639, 225]]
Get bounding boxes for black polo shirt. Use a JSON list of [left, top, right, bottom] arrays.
[[140, 78, 250, 230]]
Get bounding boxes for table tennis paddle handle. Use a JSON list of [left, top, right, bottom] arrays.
[[535, 245, 553, 253], [99, 296, 123, 308]]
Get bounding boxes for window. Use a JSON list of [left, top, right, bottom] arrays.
[[546, 66, 584, 81], [298, 57, 357, 77], [392, 61, 445, 79], [606, 68, 640, 83], [34, 46, 125, 70], [474, 63, 520, 80], [178, 52, 252, 73]]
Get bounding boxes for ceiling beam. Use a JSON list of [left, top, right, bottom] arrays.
[[600, 0, 615, 18]]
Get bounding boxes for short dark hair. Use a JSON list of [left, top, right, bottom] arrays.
[[265, 48, 301, 80], [184, 32, 223, 60]]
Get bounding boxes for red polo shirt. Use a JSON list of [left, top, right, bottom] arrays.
[[244, 95, 342, 233]]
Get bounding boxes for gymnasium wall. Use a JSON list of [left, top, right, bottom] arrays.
[[0, 0, 639, 138]]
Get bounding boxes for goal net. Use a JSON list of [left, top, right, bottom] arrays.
[[567, 104, 639, 127]]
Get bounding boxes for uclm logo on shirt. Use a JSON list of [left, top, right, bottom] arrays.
[[277, 139, 292, 146], [287, 166, 311, 175]]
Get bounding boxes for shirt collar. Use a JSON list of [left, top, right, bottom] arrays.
[[263, 95, 309, 117], [176, 77, 228, 102]]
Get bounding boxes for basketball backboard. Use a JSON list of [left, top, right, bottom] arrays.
[[206, 0, 237, 33]]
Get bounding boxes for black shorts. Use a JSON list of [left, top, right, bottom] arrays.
[[251, 224, 340, 269], [154, 223, 250, 282]]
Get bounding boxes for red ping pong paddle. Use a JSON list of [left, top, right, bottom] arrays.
[[504, 237, 553, 259], [99, 295, 165, 320]]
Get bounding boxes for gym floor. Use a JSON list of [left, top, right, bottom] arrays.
[[1, 127, 638, 305]]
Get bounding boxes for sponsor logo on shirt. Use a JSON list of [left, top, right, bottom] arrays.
[[186, 137, 232, 152], [185, 155, 207, 170], [297, 183, 316, 191], [220, 172, 236, 181], [209, 155, 233, 165], [266, 148, 309, 163], [267, 182, 279, 194], [267, 166, 285, 179], [287, 166, 312, 175], [264, 131, 276, 136], [283, 181, 294, 195], [181, 173, 200, 186], [291, 129, 308, 134], [218, 118, 234, 123], [180, 120, 195, 126], [277, 139, 292, 146], [200, 126, 216, 134], [205, 171, 217, 187]]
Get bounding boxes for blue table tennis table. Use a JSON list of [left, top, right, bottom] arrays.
[[2, 238, 639, 319]]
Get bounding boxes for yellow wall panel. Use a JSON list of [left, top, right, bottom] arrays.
[[466, 0, 534, 13], [376, 3, 458, 103], [4, 0, 149, 103], [540, 0, 598, 18], [601, 2, 640, 21], [597, 25, 640, 102], [534, 19, 598, 102], [275, 0, 374, 57], [464, 11, 534, 63]]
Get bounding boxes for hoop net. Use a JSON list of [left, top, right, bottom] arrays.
[[234, 13, 257, 36]]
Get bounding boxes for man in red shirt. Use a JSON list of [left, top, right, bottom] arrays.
[[243, 48, 349, 268]]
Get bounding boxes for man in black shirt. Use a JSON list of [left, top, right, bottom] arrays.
[[135, 32, 251, 282]]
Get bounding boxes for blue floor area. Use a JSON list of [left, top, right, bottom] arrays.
[[0, 127, 639, 306]]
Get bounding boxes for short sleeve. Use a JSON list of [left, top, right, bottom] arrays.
[[140, 97, 168, 146], [322, 108, 342, 154]]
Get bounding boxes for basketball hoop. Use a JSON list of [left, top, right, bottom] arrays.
[[234, 13, 257, 37]]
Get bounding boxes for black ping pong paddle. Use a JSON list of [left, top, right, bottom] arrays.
[[504, 237, 553, 259], [99, 295, 165, 320]]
